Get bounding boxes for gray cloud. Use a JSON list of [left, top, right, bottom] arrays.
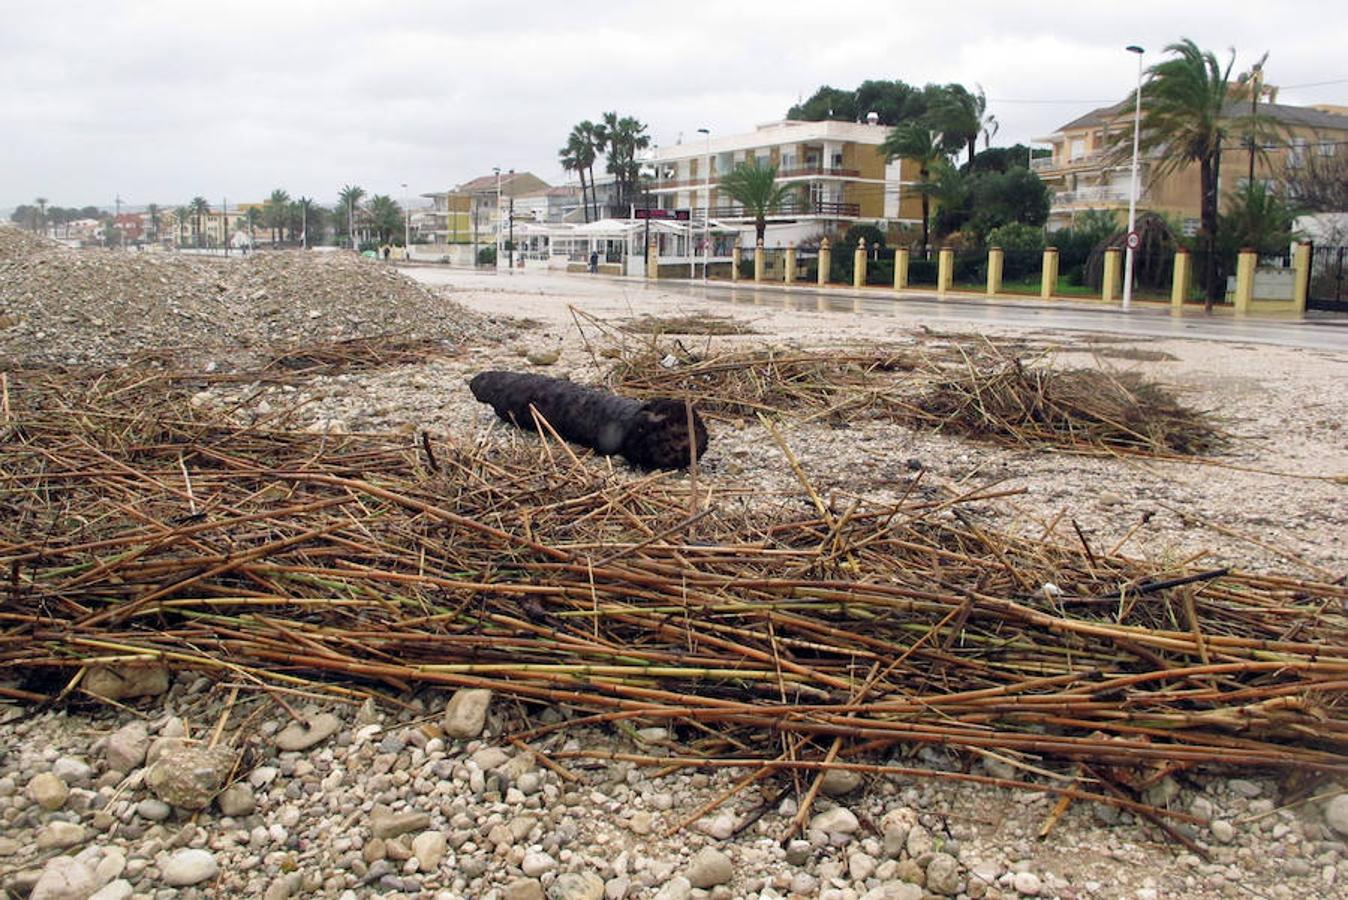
[[2, 0, 1343, 211]]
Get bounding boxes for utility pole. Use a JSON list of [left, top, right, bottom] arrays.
[[401, 182, 410, 258], [508, 196, 515, 271], [494, 167, 502, 269], [115, 194, 122, 249]]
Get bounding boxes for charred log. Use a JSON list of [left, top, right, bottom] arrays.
[[469, 371, 708, 470]]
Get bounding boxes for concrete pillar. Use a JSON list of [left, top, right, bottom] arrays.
[[937, 246, 954, 297], [731, 243, 741, 283], [1292, 241, 1311, 316], [987, 247, 1004, 296], [785, 243, 796, 284], [894, 248, 909, 290], [818, 238, 831, 286], [853, 238, 867, 289], [1170, 249, 1191, 315], [1041, 247, 1059, 300], [1233, 248, 1258, 315], [647, 238, 658, 280], [1102, 248, 1122, 303], [754, 239, 765, 282]]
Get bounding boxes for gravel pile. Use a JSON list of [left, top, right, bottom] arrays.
[[0, 226, 491, 367]]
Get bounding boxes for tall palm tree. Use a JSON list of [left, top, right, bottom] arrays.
[[928, 85, 996, 168], [294, 197, 319, 248], [146, 203, 160, 244], [880, 123, 948, 256], [366, 195, 403, 245], [717, 161, 800, 245], [174, 206, 191, 248], [264, 189, 291, 245], [577, 121, 604, 221], [34, 197, 48, 234], [1119, 39, 1260, 311], [338, 184, 366, 249], [189, 197, 210, 248], [600, 111, 650, 212], [559, 129, 594, 223]]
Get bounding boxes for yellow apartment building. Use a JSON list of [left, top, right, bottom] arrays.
[[1034, 94, 1348, 232], [646, 118, 924, 247]]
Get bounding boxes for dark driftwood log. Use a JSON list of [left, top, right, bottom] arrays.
[[469, 371, 708, 470]]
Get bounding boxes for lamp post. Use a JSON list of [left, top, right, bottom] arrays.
[[494, 167, 502, 270], [698, 127, 711, 280], [1122, 44, 1145, 311], [401, 182, 410, 258]]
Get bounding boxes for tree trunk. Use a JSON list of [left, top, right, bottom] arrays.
[[579, 169, 589, 223], [587, 164, 599, 220], [469, 372, 708, 470], [1200, 152, 1220, 312], [919, 172, 930, 259], [756, 216, 766, 245]]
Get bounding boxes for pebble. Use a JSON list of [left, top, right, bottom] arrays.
[[30, 856, 99, 900], [411, 831, 447, 870], [274, 712, 342, 751], [504, 878, 545, 900], [1229, 779, 1262, 799], [36, 822, 86, 850], [28, 772, 70, 810], [145, 744, 236, 810], [370, 808, 430, 839], [926, 852, 962, 895], [549, 871, 605, 900], [104, 722, 149, 772], [810, 807, 860, 835], [160, 848, 219, 886], [216, 782, 257, 817], [51, 757, 92, 785], [1211, 820, 1237, 843], [89, 879, 133, 900], [652, 876, 692, 900], [1012, 871, 1042, 895], [820, 769, 863, 796], [137, 798, 171, 821], [687, 847, 734, 888], [82, 664, 169, 701], [443, 688, 493, 738], [522, 850, 558, 877], [1324, 794, 1348, 837]]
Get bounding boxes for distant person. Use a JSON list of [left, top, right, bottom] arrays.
[[382, 245, 391, 262], [589, 251, 599, 274]]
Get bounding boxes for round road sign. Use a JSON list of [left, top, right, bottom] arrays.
[[1125, 231, 1140, 251]]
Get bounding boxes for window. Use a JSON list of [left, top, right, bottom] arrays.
[[782, 152, 797, 171], [1069, 139, 1086, 161], [1320, 141, 1338, 157], [831, 153, 843, 168]]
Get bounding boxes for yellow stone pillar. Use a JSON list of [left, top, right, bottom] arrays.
[[731, 243, 741, 283], [1170, 247, 1191, 315], [853, 238, 867, 289], [754, 239, 765, 282], [937, 246, 954, 297], [987, 247, 1004, 296], [1102, 248, 1122, 303], [647, 238, 659, 280], [1170, 249, 1191, 315], [1041, 247, 1059, 300], [818, 238, 831, 286], [785, 243, 797, 284], [894, 248, 909, 290], [1233, 248, 1258, 315], [1292, 241, 1311, 316]]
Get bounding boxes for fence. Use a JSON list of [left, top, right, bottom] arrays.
[[1308, 245, 1347, 312]]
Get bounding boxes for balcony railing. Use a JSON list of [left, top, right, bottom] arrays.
[[650, 166, 863, 191], [706, 200, 861, 219], [1054, 186, 1137, 204]]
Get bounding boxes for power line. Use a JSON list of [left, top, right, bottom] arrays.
[[1276, 78, 1348, 90]]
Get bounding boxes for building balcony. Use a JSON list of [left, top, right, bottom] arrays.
[[707, 200, 861, 220]]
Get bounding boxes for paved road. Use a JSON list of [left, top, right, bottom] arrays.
[[404, 267, 1348, 353]]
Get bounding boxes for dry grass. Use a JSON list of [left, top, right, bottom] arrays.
[[620, 313, 758, 336], [1, 364, 1343, 810]]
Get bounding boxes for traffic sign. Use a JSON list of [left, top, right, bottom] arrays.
[[1125, 231, 1140, 251]]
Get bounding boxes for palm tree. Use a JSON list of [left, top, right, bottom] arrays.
[[264, 189, 291, 246], [245, 206, 260, 245], [559, 128, 594, 223], [34, 198, 48, 234], [1119, 39, 1260, 311], [881, 123, 948, 256], [600, 111, 650, 212], [294, 197, 319, 248], [189, 197, 210, 248], [338, 184, 366, 249], [146, 204, 160, 244], [578, 121, 604, 221], [928, 85, 996, 168], [174, 206, 191, 248], [717, 161, 800, 245], [366, 195, 403, 245]]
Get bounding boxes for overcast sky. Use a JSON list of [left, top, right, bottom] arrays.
[[3, 0, 1345, 212]]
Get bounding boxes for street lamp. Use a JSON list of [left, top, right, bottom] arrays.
[[697, 127, 710, 280], [401, 182, 410, 259], [494, 167, 502, 270], [1122, 44, 1145, 311]]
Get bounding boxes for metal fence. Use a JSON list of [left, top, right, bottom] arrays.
[[1308, 245, 1348, 312]]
